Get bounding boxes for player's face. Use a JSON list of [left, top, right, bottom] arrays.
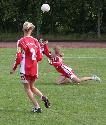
[[54, 46, 63, 57], [55, 47, 61, 55]]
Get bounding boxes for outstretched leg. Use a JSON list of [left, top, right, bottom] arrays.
[[72, 75, 101, 84]]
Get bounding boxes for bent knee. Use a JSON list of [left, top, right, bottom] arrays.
[[72, 77, 81, 83]]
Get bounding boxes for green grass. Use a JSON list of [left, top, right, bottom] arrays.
[[0, 48, 106, 125]]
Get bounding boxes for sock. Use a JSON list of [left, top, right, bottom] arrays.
[[41, 95, 44, 100], [35, 105, 40, 109]]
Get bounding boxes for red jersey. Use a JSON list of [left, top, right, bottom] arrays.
[[40, 43, 51, 58], [13, 36, 42, 77], [50, 55, 76, 79]]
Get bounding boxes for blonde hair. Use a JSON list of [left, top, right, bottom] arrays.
[[23, 21, 35, 32]]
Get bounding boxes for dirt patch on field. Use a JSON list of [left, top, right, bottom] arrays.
[[0, 41, 106, 48]]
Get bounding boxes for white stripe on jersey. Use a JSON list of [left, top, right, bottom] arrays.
[[20, 50, 25, 74], [61, 65, 72, 74], [61, 65, 75, 79]]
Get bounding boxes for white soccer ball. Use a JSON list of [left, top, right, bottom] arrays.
[[41, 4, 50, 13]]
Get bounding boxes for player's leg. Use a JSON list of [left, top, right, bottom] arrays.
[[72, 75, 101, 84], [56, 75, 65, 84], [23, 82, 41, 113], [56, 75, 72, 84], [30, 80, 43, 96], [72, 76, 92, 83], [62, 66, 101, 84], [59, 65, 101, 84], [29, 81, 50, 108], [20, 74, 42, 112], [63, 78, 72, 84]]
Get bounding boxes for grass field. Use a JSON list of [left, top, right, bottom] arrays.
[[0, 48, 106, 125]]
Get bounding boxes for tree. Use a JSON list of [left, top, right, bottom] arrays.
[[0, 0, 105, 37], [96, 0, 103, 38]]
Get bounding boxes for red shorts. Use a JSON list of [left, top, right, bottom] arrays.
[[56, 65, 77, 79], [20, 73, 37, 83]]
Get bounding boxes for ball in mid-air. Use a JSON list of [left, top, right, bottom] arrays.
[[41, 4, 50, 13]]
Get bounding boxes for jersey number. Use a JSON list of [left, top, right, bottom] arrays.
[[30, 48, 36, 60]]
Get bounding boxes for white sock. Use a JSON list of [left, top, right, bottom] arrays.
[[35, 105, 40, 109], [41, 95, 44, 100]]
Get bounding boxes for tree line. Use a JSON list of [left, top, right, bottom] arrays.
[[0, 0, 105, 38]]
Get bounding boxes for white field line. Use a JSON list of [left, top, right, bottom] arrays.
[[64, 56, 106, 59]]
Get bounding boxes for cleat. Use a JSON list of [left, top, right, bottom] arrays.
[[92, 75, 101, 83], [42, 96, 50, 108], [33, 108, 42, 113]]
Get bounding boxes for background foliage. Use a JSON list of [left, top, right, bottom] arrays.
[[0, 0, 106, 39]]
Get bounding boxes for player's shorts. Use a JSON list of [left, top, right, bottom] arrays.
[[57, 65, 77, 79], [20, 73, 37, 83]]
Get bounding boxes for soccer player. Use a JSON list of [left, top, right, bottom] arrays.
[[38, 38, 51, 57], [10, 21, 50, 113], [47, 46, 101, 84]]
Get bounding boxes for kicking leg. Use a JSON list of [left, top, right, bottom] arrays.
[[30, 81, 50, 108]]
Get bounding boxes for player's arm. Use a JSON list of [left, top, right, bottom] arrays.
[[36, 42, 43, 62], [10, 47, 22, 74], [43, 43, 51, 58]]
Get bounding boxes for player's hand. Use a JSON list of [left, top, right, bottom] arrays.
[[43, 40, 48, 44], [48, 58, 50, 63], [48, 59, 52, 65], [10, 69, 15, 74]]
